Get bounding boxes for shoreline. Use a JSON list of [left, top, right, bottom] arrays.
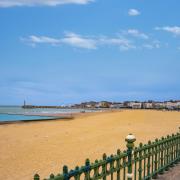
[[0, 109, 119, 125], [0, 108, 178, 125], [0, 116, 74, 125]]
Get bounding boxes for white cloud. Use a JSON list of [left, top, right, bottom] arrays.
[[21, 33, 97, 49], [142, 40, 162, 50], [155, 26, 180, 36], [128, 9, 140, 16], [21, 35, 61, 47], [125, 29, 149, 39], [142, 40, 161, 50], [152, 40, 160, 48], [62, 32, 97, 49], [99, 37, 135, 51], [21, 33, 136, 51], [25, 35, 60, 44], [143, 44, 154, 50], [0, 0, 94, 7], [22, 31, 163, 51]]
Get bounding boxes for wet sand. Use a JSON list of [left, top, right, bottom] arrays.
[[0, 110, 179, 180]]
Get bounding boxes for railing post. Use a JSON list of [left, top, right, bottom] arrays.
[[165, 135, 170, 170], [84, 159, 90, 180], [170, 134, 175, 167], [49, 174, 55, 179], [177, 128, 180, 163], [63, 165, 69, 180], [74, 166, 80, 180], [125, 134, 136, 180], [138, 143, 143, 180], [102, 153, 107, 180], [116, 149, 121, 180], [152, 139, 158, 179], [147, 141, 151, 179], [178, 132, 180, 162], [159, 137, 165, 174], [34, 174, 40, 180], [175, 133, 179, 164]]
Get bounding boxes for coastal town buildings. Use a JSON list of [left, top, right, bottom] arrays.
[[72, 100, 180, 110], [22, 100, 180, 111]]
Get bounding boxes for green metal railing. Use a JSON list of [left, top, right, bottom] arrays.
[[34, 130, 180, 180]]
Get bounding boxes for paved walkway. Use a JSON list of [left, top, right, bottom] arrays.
[[157, 164, 180, 180]]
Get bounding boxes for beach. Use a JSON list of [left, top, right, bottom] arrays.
[[0, 110, 180, 180]]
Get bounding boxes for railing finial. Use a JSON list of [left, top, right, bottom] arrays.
[[125, 134, 136, 180], [125, 133, 136, 148]]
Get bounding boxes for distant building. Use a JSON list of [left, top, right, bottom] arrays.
[[128, 102, 142, 109], [85, 101, 97, 108], [95, 102, 102, 108], [153, 102, 165, 109], [142, 102, 153, 109], [98, 101, 111, 108], [110, 103, 124, 108], [164, 101, 179, 110]]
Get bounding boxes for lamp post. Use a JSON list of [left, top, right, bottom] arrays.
[[125, 134, 136, 180]]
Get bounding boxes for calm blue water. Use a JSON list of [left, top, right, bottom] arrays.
[[0, 113, 55, 122], [0, 106, 101, 122], [0, 106, 97, 115]]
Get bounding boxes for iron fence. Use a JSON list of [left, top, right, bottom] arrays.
[[34, 130, 180, 180]]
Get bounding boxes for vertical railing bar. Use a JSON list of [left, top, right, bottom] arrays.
[[159, 137, 165, 174], [143, 147, 146, 178], [175, 134, 178, 163], [146, 141, 151, 180], [116, 149, 121, 180], [138, 143, 143, 180], [102, 153, 107, 180], [170, 135, 174, 167], [123, 155, 126, 180], [134, 148, 138, 180], [110, 155, 114, 180], [151, 143, 154, 176], [157, 140, 160, 171], [152, 139, 158, 179]]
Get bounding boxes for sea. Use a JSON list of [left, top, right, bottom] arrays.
[[0, 106, 100, 122]]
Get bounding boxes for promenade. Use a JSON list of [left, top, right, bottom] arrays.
[[158, 164, 180, 180]]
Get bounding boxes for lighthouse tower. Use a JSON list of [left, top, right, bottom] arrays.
[[23, 100, 26, 107]]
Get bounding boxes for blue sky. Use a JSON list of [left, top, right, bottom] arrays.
[[0, 0, 180, 105]]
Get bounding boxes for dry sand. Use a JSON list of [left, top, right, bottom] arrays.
[[0, 110, 180, 180]]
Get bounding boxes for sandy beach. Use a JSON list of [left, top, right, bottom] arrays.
[[0, 110, 180, 180]]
